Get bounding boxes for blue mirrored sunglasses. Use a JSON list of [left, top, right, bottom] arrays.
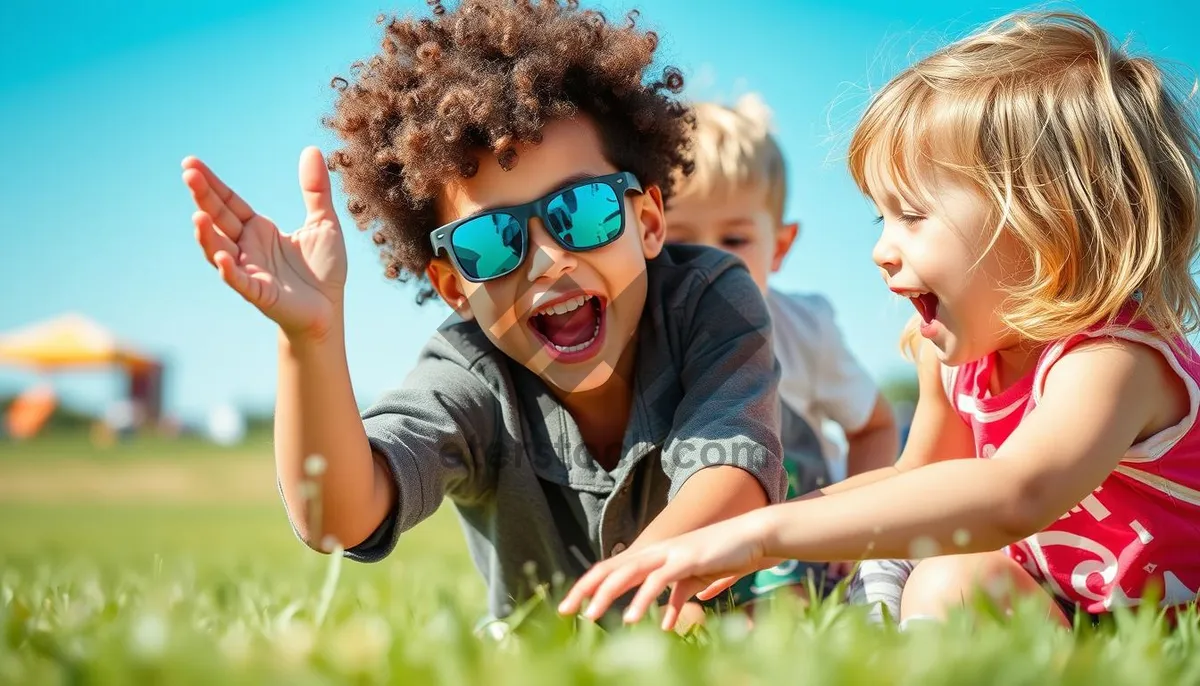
[[429, 171, 642, 282]]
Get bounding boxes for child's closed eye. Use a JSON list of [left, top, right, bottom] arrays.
[[721, 236, 751, 248], [874, 213, 927, 226]]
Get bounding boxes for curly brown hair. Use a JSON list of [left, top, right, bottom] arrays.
[[323, 0, 695, 303]]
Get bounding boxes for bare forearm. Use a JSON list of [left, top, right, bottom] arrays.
[[845, 394, 900, 478], [846, 425, 900, 477], [797, 465, 900, 499], [757, 458, 1034, 562], [631, 467, 768, 551], [275, 323, 392, 549]]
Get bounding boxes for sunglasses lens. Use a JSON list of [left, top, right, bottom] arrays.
[[544, 182, 624, 250], [449, 213, 523, 281]]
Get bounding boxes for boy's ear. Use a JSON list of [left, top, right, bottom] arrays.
[[635, 185, 667, 259], [426, 259, 475, 320], [771, 221, 799, 272]]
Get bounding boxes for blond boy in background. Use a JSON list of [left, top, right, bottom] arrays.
[[666, 94, 898, 603]]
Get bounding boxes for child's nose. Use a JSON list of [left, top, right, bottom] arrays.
[[525, 219, 577, 282], [872, 236, 901, 278]]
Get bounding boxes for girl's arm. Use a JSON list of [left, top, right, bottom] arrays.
[[761, 338, 1186, 560], [558, 337, 1186, 627], [800, 339, 977, 499]]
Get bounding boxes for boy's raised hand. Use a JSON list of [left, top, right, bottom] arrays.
[[182, 147, 348, 341]]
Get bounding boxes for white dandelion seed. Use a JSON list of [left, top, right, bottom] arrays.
[[908, 536, 941, 559], [129, 614, 168, 658], [272, 622, 316, 663], [304, 454, 327, 477], [595, 631, 669, 675], [219, 625, 252, 664], [330, 616, 393, 672], [480, 620, 511, 642], [320, 535, 342, 554], [985, 575, 1013, 599], [718, 613, 753, 642]]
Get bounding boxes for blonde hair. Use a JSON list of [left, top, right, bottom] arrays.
[[848, 11, 1200, 359], [673, 93, 788, 221]]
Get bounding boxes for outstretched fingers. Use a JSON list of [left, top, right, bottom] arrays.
[[695, 575, 740, 602], [557, 550, 674, 622], [582, 561, 661, 621], [181, 157, 257, 241], [622, 565, 693, 626], [661, 578, 710, 631], [193, 211, 239, 268], [195, 213, 269, 310], [297, 147, 339, 229], [212, 250, 271, 309]]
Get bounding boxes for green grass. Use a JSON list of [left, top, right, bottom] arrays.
[[2, 433, 1200, 684], [0, 426, 275, 464]]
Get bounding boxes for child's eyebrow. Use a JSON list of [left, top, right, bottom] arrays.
[[719, 217, 759, 229], [867, 188, 905, 212], [862, 183, 887, 203]]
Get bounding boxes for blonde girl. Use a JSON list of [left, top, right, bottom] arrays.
[[557, 10, 1200, 630]]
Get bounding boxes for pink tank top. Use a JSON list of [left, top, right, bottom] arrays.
[[943, 319, 1200, 613]]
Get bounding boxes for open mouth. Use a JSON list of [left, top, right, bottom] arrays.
[[910, 292, 940, 324], [528, 294, 604, 356]]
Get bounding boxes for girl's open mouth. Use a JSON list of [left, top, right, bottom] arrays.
[[912, 293, 939, 324], [908, 292, 943, 339]]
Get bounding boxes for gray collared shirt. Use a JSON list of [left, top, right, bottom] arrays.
[[346, 244, 786, 620]]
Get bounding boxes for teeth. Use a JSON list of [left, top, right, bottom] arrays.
[[550, 321, 602, 353], [537, 294, 589, 317]]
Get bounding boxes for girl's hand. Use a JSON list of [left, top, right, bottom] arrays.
[[557, 512, 780, 631], [182, 147, 348, 342]]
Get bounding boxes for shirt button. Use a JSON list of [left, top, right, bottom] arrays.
[[610, 542, 626, 556]]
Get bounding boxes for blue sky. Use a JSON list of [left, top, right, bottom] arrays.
[[1, 0, 1197, 423]]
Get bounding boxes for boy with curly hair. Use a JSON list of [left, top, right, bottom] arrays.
[[180, 0, 786, 628]]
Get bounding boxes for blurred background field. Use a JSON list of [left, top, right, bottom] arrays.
[[0, 422, 475, 577], [4, 427, 1200, 685]]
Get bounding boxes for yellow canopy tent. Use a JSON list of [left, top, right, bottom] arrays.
[[0, 313, 155, 369], [0, 313, 164, 438]]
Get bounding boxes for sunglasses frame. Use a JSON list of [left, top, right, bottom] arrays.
[[429, 171, 643, 283]]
